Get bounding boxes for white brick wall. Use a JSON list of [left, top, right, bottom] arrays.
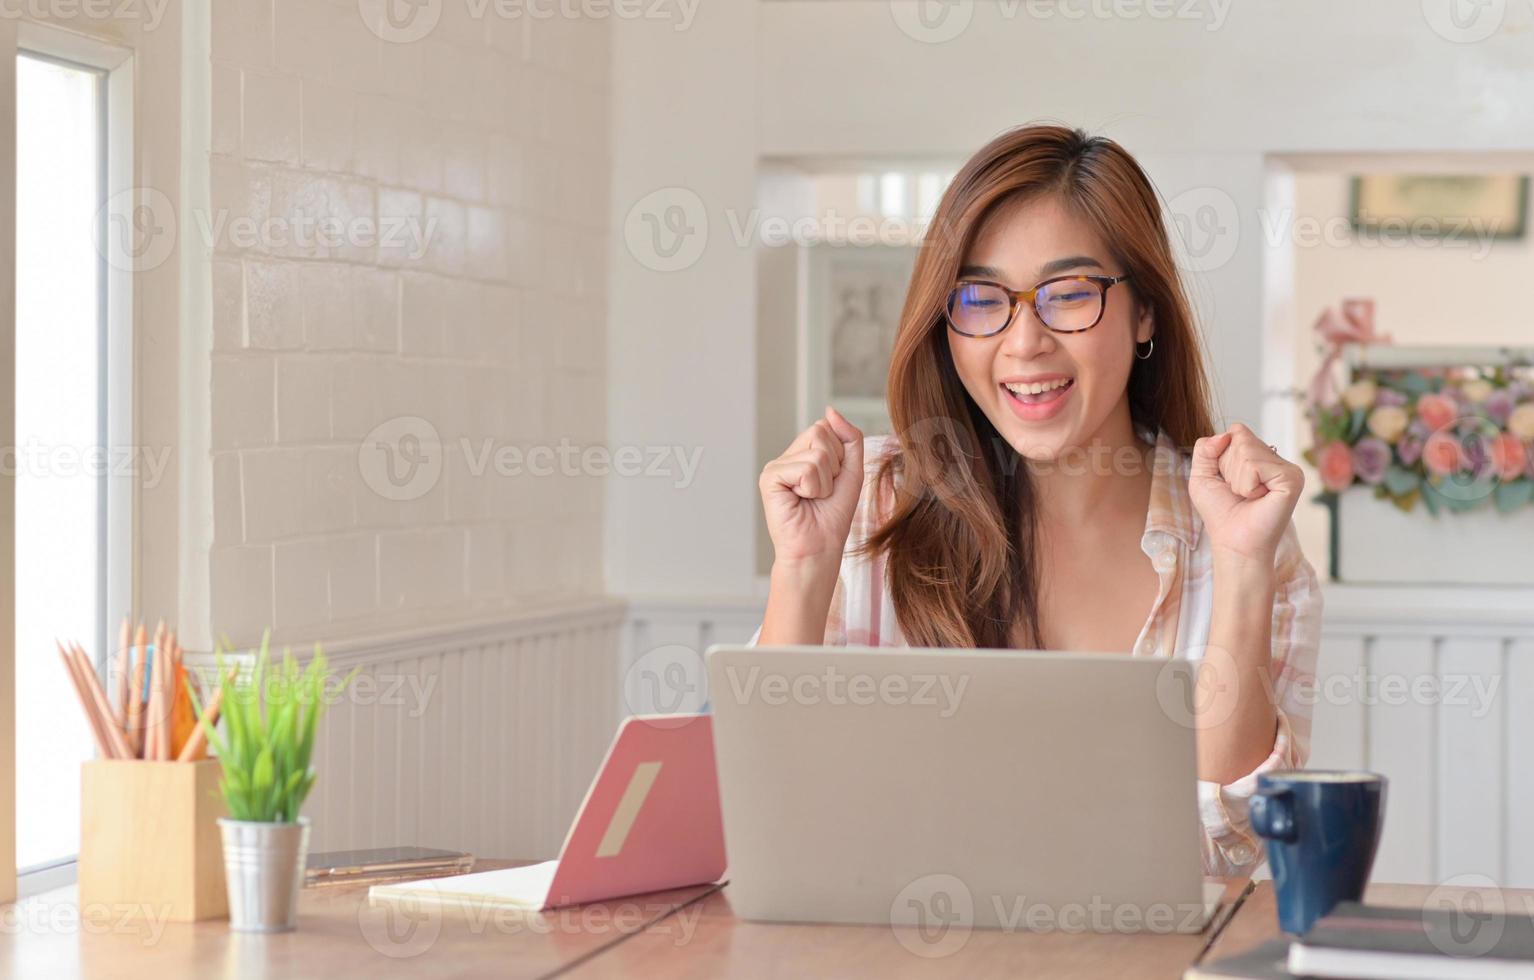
[[206, 0, 609, 647]]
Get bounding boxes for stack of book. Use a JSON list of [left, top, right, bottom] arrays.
[[1189, 901, 1534, 979]]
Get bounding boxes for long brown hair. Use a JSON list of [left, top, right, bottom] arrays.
[[863, 124, 1215, 649]]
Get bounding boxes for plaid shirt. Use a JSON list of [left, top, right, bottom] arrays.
[[753, 427, 1323, 876]]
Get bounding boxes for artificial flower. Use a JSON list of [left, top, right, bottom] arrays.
[[1485, 389, 1515, 426], [1491, 433, 1528, 482], [1342, 379, 1378, 411], [1352, 438, 1390, 485], [1509, 403, 1534, 442], [1309, 366, 1534, 513], [1464, 435, 1496, 479], [1366, 405, 1410, 443], [1461, 379, 1494, 403], [1416, 393, 1457, 432], [1318, 440, 1355, 492], [1423, 431, 1464, 476]]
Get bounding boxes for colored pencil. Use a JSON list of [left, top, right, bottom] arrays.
[[147, 623, 165, 761], [176, 668, 231, 762], [58, 642, 114, 759], [167, 631, 181, 759], [111, 617, 130, 729], [128, 623, 147, 758], [70, 643, 131, 760], [59, 620, 219, 764]]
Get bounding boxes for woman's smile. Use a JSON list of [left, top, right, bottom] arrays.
[[1000, 375, 1076, 421]]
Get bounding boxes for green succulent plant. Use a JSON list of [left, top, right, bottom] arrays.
[[191, 632, 359, 823]]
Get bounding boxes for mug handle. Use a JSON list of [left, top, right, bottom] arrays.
[[1250, 787, 1298, 843]]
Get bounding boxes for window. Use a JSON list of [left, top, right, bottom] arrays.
[[14, 51, 108, 876], [11, 28, 135, 897]]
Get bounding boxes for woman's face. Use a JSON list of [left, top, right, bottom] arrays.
[[945, 194, 1153, 461]]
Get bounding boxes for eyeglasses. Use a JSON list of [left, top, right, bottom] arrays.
[[944, 273, 1133, 337]]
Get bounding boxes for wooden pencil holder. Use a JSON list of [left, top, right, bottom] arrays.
[[79, 759, 229, 921]]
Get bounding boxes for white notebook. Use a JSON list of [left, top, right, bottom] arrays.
[[369, 860, 559, 910]]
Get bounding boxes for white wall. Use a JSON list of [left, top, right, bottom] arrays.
[[608, 0, 1534, 596], [203, 0, 610, 648], [755, 240, 800, 577], [606, 5, 758, 597]]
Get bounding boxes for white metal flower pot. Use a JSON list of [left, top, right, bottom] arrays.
[[1336, 486, 1534, 586]]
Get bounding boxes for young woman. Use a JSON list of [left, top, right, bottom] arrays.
[[755, 124, 1321, 875]]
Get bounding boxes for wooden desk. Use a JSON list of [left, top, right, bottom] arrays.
[[6, 869, 1320, 979], [0, 860, 718, 980], [20, 858, 1531, 979], [562, 878, 1253, 979], [1200, 879, 1534, 970]]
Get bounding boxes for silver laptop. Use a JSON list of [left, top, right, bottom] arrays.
[[705, 645, 1225, 934]]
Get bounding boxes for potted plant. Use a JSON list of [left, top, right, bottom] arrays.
[[192, 632, 357, 932]]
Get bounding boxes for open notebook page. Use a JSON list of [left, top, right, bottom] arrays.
[[368, 860, 558, 910]]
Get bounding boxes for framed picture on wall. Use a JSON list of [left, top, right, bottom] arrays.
[[801, 244, 918, 437], [1349, 174, 1529, 240]]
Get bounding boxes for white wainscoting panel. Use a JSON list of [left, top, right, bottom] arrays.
[[619, 595, 767, 716], [294, 597, 626, 862], [1314, 585, 1534, 888], [1508, 642, 1534, 887]]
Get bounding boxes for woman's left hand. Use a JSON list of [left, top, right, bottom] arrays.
[[1187, 423, 1305, 567]]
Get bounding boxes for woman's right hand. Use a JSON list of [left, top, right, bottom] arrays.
[[758, 406, 865, 570]]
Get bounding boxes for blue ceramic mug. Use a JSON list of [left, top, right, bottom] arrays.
[[1249, 770, 1387, 935]]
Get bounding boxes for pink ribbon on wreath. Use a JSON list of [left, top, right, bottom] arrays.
[[1307, 298, 1391, 410]]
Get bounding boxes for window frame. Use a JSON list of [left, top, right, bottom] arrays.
[[5, 21, 134, 901]]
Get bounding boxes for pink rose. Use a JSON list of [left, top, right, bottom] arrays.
[[1423, 431, 1463, 476], [1491, 433, 1528, 481], [1318, 440, 1355, 493], [1416, 393, 1456, 432]]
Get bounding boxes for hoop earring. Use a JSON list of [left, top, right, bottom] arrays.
[[1134, 338, 1154, 360]]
